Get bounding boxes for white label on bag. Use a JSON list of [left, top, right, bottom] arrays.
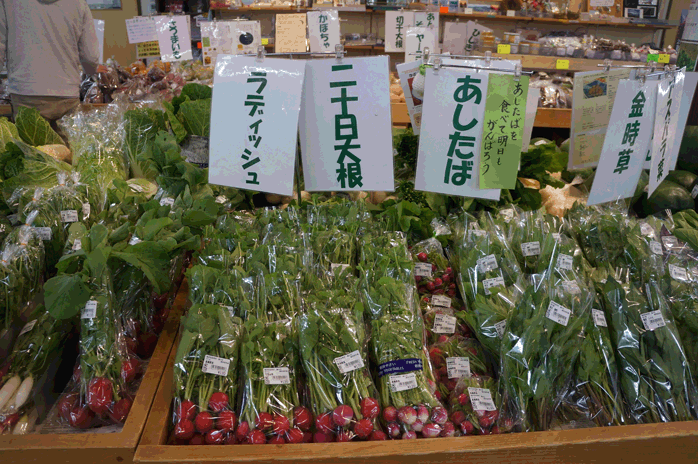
[[669, 264, 689, 281], [202, 355, 231, 377], [446, 357, 471, 379], [592, 309, 607, 327], [521, 241, 541, 257], [129, 236, 141, 246], [468, 229, 487, 240], [334, 350, 365, 374], [650, 241, 663, 255], [557, 254, 574, 271], [160, 197, 175, 207], [82, 300, 98, 319], [82, 203, 91, 217], [640, 223, 653, 236], [494, 320, 507, 338], [72, 239, 82, 251], [692, 185, 698, 199], [641, 310, 666, 331], [60, 210, 79, 223], [552, 233, 561, 241], [433, 314, 457, 334], [562, 280, 581, 294], [330, 263, 351, 274], [389, 372, 418, 392], [35, 227, 52, 241], [415, 263, 433, 278], [431, 295, 452, 308], [263, 367, 291, 385], [477, 254, 498, 273], [483, 276, 505, 295], [215, 195, 227, 204], [500, 208, 514, 222], [546, 301, 571, 326], [662, 236, 678, 248], [19, 319, 37, 336], [468, 387, 497, 411]]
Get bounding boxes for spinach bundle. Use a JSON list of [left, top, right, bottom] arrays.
[[307, 228, 356, 278], [359, 231, 414, 288], [508, 209, 559, 275], [566, 203, 628, 269]]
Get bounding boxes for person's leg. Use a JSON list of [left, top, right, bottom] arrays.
[[9, 94, 79, 143]]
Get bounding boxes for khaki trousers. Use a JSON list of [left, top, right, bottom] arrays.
[[10, 94, 80, 142]]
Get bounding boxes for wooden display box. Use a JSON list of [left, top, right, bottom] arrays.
[[0, 284, 189, 464], [136, 338, 698, 464]]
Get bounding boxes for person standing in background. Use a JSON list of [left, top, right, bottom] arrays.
[[0, 0, 107, 130]]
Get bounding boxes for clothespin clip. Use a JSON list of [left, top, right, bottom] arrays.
[[335, 44, 345, 62], [637, 69, 647, 85], [423, 47, 430, 64], [649, 61, 657, 73], [603, 59, 611, 72], [256, 45, 265, 63], [434, 58, 442, 72], [484, 50, 492, 67], [514, 62, 522, 82]]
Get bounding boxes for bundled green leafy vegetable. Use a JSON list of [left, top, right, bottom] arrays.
[[123, 108, 167, 179], [566, 203, 629, 269], [1, 140, 71, 202], [508, 209, 560, 275], [15, 107, 63, 146]]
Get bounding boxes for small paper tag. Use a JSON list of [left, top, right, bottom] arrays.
[[500, 208, 514, 222], [552, 233, 561, 241], [477, 254, 498, 273], [263, 367, 291, 385], [546, 301, 571, 326], [640, 223, 653, 236], [331, 263, 351, 274], [650, 241, 663, 255], [72, 239, 82, 251], [215, 195, 227, 204], [592, 309, 607, 328], [60, 210, 79, 223], [82, 203, 91, 217], [669, 264, 689, 281], [556, 59, 570, 69], [433, 314, 457, 334], [431, 295, 452, 308], [483, 276, 505, 295], [641, 310, 666, 331], [35, 227, 52, 241], [446, 357, 471, 379], [468, 387, 497, 411], [82, 300, 98, 319], [160, 197, 175, 207], [202, 354, 231, 377], [521, 241, 541, 257], [389, 372, 418, 392], [129, 236, 142, 245], [561, 280, 581, 294], [334, 350, 365, 374], [494, 320, 507, 338], [662, 236, 678, 248], [557, 254, 574, 271], [497, 44, 511, 54], [468, 229, 487, 240], [19, 319, 37, 336], [415, 262, 433, 278], [534, 139, 547, 146], [692, 185, 698, 199]]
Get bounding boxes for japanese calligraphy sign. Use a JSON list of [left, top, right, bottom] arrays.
[[649, 69, 685, 196], [405, 27, 436, 63], [385, 12, 415, 52], [414, 12, 440, 34], [588, 78, 659, 206], [308, 10, 340, 53], [299, 56, 394, 192], [465, 21, 492, 53], [276, 14, 307, 53], [125, 16, 157, 44], [208, 55, 305, 196], [415, 68, 500, 200], [154, 15, 192, 62], [479, 73, 529, 189]]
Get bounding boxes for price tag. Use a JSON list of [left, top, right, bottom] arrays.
[[662, 236, 678, 248], [160, 197, 175, 207], [546, 301, 571, 326], [262, 38, 269, 45], [334, 350, 365, 374], [129, 236, 142, 246], [72, 239, 82, 251], [494, 320, 507, 338], [650, 241, 663, 255], [331, 263, 351, 274], [669, 264, 689, 281], [556, 59, 570, 70], [431, 295, 452, 308], [468, 387, 497, 411], [556, 253, 574, 271], [641, 310, 666, 331], [477, 254, 498, 272], [415, 262, 433, 278], [647, 54, 659, 62], [468, 229, 487, 240], [82, 203, 91, 217], [202, 355, 231, 377], [561, 280, 581, 294], [497, 44, 511, 55], [446, 357, 471, 379], [640, 222, 653, 236], [34, 227, 52, 241], [433, 314, 457, 334], [592, 309, 607, 328], [60, 210, 79, 223], [658, 54, 670, 63], [692, 185, 698, 199], [263, 367, 291, 385], [215, 195, 227, 204], [389, 372, 418, 392], [463, 7, 473, 14], [521, 241, 541, 257], [552, 233, 561, 241], [19, 319, 37, 336], [82, 300, 98, 319], [506, 9, 516, 16], [483, 276, 505, 295]]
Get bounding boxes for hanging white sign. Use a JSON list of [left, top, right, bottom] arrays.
[[405, 27, 437, 63], [308, 10, 340, 53], [385, 12, 415, 52], [125, 16, 157, 44], [154, 15, 193, 62]]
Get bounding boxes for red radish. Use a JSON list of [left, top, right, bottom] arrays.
[[434, 391, 442, 401], [442, 274, 451, 283], [458, 393, 470, 406], [415, 276, 422, 283], [2, 413, 19, 430], [445, 267, 453, 274], [360, 397, 380, 420], [268, 435, 285, 445], [208, 392, 229, 412], [447, 290, 456, 297], [293, 406, 312, 431], [402, 431, 417, 440], [216, 410, 237, 432], [69, 405, 94, 429], [422, 423, 442, 438], [315, 411, 333, 434], [426, 282, 436, 292], [195, 411, 214, 433], [490, 426, 500, 434], [121, 358, 140, 383], [58, 393, 78, 422], [382, 406, 398, 422], [286, 428, 304, 443], [434, 277, 443, 287], [236, 421, 250, 441], [417, 252, 428, 262], [272, 414, 290, 434], [416, 404, 430, 423], [386, 422, 401, 438], [255, 412, 273, 430], [175, 420, 195, 440], [177, 400, 197, 422], [225, 434, 237, 445], [460, 420, 475, 435], [450, 411, 466, 426], [397, 406, 417, 425], [189, 435, 205, 445], [248, 429, 266, 444], [479, 414, 495, 428], [336, 430, 353, 442], [313, 432, 334, 443], [427, 379, 436, 393], [369, 430, 387, 441], [431, 264, 437, 272], [109, 397, 133, 423], [332, 405, 354, 427], [411, 419, 424, 432], [431, 407, 448, 425], [303, 431, 314, 443], [440, 421, 456, 437], [87, 377, 113, 415], [353, 418, 373, 438], [446, 379, 457, 392], [437, 335, 449, 344], [205, 429, 225, 445]]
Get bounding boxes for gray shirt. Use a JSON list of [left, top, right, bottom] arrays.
[[0, 0, 100, 98]]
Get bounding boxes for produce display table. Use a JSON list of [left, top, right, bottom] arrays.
[[134, 335, 698, 464], [0, 283, 189, 464]]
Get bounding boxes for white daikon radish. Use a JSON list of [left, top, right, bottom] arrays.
[[13, 409, 38, 435], [13, 377, 33, 410], [0, 376, 21, 412]]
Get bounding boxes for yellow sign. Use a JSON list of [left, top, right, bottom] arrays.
[[137, 41, 161, 59], [556, 59, 570, 70], [262, 38, 269, 45], [497, 44, 511, 55], [658, 54, 670, 64]]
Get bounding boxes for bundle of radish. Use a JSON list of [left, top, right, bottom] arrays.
[[172, 304, 242, 445], [411, 238, 455, 297], [447, 376, 501, 436], [420, 295, 470, 344], [428, 336, 490, 401]]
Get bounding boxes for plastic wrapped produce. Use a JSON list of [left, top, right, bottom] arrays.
[[447, 376, 500, 436], [508, 209, 561, 275], [428, 335, 489, 401], [566, 203, 629, 269], [307, 228, 355, 278], [421, 296, 470, 345], [411, 238, 454, 297]]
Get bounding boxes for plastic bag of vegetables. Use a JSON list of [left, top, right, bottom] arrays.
[[507, 209, 561, 275], [307, 228, 355, 279], [427, 335, 490, 402], [411, 238, 455, 297], [447, 376, 500, 436], [421, 296, 470, 345], [171, 304, 243, 445]]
